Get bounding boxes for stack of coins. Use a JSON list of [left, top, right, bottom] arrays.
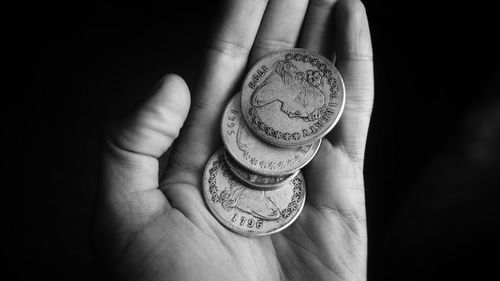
[[202, 48, 345, 236]]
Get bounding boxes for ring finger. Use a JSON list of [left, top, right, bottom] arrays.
[[299, 0, 339, 60]]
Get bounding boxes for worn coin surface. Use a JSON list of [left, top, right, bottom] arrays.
[[241, 48, 345, 147], [203, 149, 306, 236], [222, 92, 321, 176], [223, 150, 298, 191]]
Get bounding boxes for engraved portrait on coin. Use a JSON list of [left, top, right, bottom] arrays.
[[203, 149, 306, 236], [241, 48, 345, 147], [221, 93, 321, 176], [220, 178, 281, 220], [252, 60, 326, 121]]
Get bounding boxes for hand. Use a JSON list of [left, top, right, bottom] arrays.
[[91, 0, 373, 280]]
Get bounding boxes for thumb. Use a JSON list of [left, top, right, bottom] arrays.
[[110, 74, 191, 160], [92, 74, 190, 265], [101, 74, 190, 207]]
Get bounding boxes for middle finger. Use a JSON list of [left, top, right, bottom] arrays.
[[166, 0, 268, 176], [248, 0, 309, 67]]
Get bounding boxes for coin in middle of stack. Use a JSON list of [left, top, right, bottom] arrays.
[[221, 92, 321, 178]]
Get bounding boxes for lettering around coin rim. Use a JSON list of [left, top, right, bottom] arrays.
[[241, 48, 345, 147], [202, 149, 306, 236]]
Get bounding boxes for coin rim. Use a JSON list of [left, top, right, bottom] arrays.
[[221, 92, 322, 176], [240, 48, 346, 147], [202, 148, 306, 237], [223, 150, 299, 191]]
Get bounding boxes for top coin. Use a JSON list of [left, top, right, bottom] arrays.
[[241, 48, 345, 147]]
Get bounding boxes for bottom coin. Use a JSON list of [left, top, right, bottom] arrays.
[[203, 148, 306, 236]]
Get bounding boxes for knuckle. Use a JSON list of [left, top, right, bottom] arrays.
[[252, 37, 296, 54], [208, 37, 251, 58], [309, 0, 338, 9], [341, 52, 373, 62], [343, 0, 367, 16], [190, 97, 224, 115]]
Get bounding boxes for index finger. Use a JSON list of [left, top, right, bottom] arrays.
[[194, 0, 269, 113], [165, 0, 269, 182]]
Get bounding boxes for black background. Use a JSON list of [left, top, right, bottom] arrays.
[[5, 0, 500, 280]]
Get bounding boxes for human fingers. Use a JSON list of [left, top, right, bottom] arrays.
[[301, 0, 371, 234], [99, 74, 190, 216], [303, 139, 366, 226], [163, 0, 269, 186], [327, 0, 373, 164], [299, 0, 339, 59], [248, 0, 309, 66]]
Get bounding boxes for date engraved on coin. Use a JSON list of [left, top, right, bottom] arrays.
[[241, 48, 345, 147], [203, 149, 306, 236], [222, 92, 321, 176]]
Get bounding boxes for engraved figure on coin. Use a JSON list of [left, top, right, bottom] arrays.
[[235, 121, 312, 169], [251, 60, 327, 121], [236, 120, 255, 152], [219, 178, 281, 220]]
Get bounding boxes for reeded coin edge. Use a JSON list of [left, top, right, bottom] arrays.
[[241, 48, 346, 147], [202, 149, 306, 237], [223, 150, 299, 191]]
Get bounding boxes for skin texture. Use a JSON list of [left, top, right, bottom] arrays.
[[91, 0, 373, 280]]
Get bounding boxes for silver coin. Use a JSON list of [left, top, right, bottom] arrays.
[[203, 148, 306, 236], [221, 92, 321, 176], [241, 48, 345, 147], [223, 150, 298, 191]]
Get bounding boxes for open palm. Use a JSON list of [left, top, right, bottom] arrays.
[[92, 0, 373, 280]]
